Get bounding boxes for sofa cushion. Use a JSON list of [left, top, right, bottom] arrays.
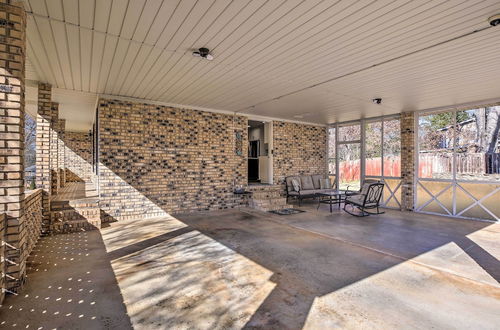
[[311, 174, 324, 189], [300, 189, 325, 195], [300, 176, 315, 190], [346, 194, 366, 206], [286, 176, 301, 193]]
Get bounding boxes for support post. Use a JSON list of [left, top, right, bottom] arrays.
[[57, 119, 65, 188], [50, 102, 59, 195], [400, 112, 416, 211], [0, 0, 27, 299], [35, 83, 52, 232]]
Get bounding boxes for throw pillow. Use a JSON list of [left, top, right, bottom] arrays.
[[320, 178, 331, 189], [291, 179, 301, 192]]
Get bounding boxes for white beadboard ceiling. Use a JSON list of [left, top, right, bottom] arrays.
[[24, 0, 500, 130]]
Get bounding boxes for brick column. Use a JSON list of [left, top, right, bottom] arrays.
[[400, 112, 416, 211], [36, 83, 52, 232], [50, 102, 59, 195], [0, 0, 26, 298], [57, 119, 66, 187]]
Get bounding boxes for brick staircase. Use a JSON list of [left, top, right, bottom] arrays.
[[50, 198, 101, 233], [247, 185, 293, 212], [49, 182, 101, 233]]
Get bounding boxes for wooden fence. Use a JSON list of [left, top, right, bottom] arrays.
[[419, 152, 500, 178], [338, 153, 500, 180], [339, 157, 400, 181]]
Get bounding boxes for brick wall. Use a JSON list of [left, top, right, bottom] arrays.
[[272, 121, 327, 186], [36, 83, 52, 232], [57, 119, 66, 187], [0, 0, 26, 298], [64, 131, 93, 183], [0, 213, 5, 302], [50, 102, 59, 194], [23, 189, 42, 257], [98, 99, 247, 220], [400, 112, 415, 211]]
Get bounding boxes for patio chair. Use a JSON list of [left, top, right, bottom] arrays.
[[343, 182, 385, 217]]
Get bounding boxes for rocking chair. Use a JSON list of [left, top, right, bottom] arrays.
[[343, 182, 385, 217]]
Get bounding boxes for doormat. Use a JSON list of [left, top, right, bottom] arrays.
[[269, 208, 305, 215]]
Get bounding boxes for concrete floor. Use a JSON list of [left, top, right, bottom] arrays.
[[1, 202, 499, 329]]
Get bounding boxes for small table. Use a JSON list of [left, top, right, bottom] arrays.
[[316, 190, 354, 212]]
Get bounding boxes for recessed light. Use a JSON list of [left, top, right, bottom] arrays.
[[293, 112, 310, 119], [488, 14, 500, 26]]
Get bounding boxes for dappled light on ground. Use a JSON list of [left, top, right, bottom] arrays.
[[1, 204, 499, 329], [102, 216, 275, 329], [0, 232, 132, 329]]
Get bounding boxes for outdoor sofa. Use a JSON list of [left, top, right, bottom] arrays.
[[285, 174, 334, 206]]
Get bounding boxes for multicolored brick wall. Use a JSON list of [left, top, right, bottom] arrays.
[[36, 83, 52, 232], [272, 121, 328, 185], [23, 189, 42, 258], [64, 131, 93, 183], [50, 102, 59, 195], [57, 119, 66, 187], [0, 0, 26, 298], [401, 112, 415, 211], [0, 213, 5, 301], [97, 99, 248, 220]]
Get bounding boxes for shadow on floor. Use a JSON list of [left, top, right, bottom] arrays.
[[175, 206, 500, 329], [1, 205, 499, 329], [0, 231, 133, 329]]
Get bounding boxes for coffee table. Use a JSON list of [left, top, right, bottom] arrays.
[[316, 190, 354, 212]]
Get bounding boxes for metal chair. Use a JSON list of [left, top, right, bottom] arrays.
[[343, 182, 385, 217]]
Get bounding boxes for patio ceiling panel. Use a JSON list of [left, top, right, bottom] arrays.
[[193, 1, 499, 110], [168, 1, 499, 106], [24, 0, 500, 128]]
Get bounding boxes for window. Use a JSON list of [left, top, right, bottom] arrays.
[[418, 112, 454, 179], [383, 118, 401, 177], [338, 124, 360, 142], [455, 107, 500, 181], [336, 123, 361, 190], [365, 121, 382, 176], [329, 116, 401, 203], [328, 127, 336, 175], [416, 106, 500, 221]]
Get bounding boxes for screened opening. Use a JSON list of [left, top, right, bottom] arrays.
[[328, 116, 401, 208], [416, 105, 500, 221]]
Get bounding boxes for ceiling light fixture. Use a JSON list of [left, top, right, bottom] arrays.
[[192, 47, 214, 61], [488, 14, 500, 26]]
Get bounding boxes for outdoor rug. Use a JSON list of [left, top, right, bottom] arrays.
[[269, 208, 305, 215]]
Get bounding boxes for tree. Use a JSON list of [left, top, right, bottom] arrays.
[[484, 106, 500, 154], [25, 113, 36, 168]]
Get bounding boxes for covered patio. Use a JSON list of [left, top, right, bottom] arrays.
[[1, 0, 500, 328], [0, 203, 499, 328]]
